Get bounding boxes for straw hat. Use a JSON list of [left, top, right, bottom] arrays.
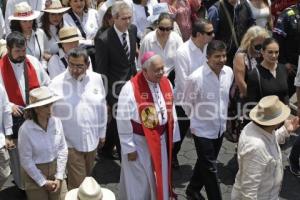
[[25, 87, 61, 110], [43, 0, 70, 13], [8, 2, 40, 21], [57, 27, 83, 43], [65, 177, 116, 200], [249, 95, 290, 126]]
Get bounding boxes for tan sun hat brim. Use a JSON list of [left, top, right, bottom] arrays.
[[249, 101, 291, 126], [43, 7, 70, 13], [8, 10, 40, 21], [56, 36, 84, 44], [65, 188, 116, 200], [25, 95, 61, 110]]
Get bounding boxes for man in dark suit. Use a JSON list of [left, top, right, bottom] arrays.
[[95, 1, 137, 159]]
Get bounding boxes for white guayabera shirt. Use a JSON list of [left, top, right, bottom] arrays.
[[232, 122, 289, 200]]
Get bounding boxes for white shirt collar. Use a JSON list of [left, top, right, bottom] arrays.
[[65, 68, 88, 81], [27, 117, 55, 132], [252, 122, 276, 142], [204, 62, 226, 76], [189, 38, 207, 53], [8, 57, 24, 68], [113, 24, 128, 36]]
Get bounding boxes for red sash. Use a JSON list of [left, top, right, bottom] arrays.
[[131, 72, 174, 200], [0, 54, 40, 106]]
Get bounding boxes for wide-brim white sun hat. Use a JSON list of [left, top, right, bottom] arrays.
[[249, 95, 290, 126], [25, 86, 61, 110], [65, 177, 116, 200], [8, 2, 41, 21]]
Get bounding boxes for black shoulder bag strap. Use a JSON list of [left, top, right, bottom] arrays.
[[220, 0, 239, 48], [23, 61, 30, 105], [68, 10, 87, 39], [246, 53, 253, 71], [60, 57, 68, 69], [254, 67, 263, 98]]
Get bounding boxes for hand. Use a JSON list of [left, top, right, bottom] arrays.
[[127, 151, 138, 161], [43, 180, 56, 192], [52, 179, 61, 193], [284, 116, 300, 133], [11, 104, 23, 117], [98, 138, 105, 149], [285, 63, 296, 74], [43, 52, 52, 62], [5, 138, 15, 150]]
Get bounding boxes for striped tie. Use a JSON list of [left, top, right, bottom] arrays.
[[122, 32, 130, 60]]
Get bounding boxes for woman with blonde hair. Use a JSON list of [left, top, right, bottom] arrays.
[[233, 25, 270, 98], [226, 26, 270, 142]]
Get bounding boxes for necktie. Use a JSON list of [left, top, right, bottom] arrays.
[[122, 33, 130, 60], [144, 6, 150, 17]]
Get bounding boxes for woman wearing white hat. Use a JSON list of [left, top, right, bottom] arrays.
[[18, 86, 68, 200], [47, 26, 93, 79], [41, 0, 70, 58], [9, 2, 48, 65], [65, 177, 115, 200], [62, 0, 99, 47], [232, 95, 299, 199]]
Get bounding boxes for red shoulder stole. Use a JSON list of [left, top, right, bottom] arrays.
[[0, 54, 40, 106], [131, 72, 174, 200]]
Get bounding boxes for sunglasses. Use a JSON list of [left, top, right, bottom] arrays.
[[158, 26, 173, 32], [203, 31, 214, 36], [253, 44, 262, 51]]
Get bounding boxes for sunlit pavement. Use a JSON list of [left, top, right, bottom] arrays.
[[1, 134, 300, 200]]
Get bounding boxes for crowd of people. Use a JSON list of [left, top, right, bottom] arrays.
[[0, 0, 299, 200]]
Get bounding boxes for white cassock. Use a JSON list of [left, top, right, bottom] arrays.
[[117, 79, 180, 200]]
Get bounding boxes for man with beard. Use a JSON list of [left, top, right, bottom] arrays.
[[0, 31, 50, 190]]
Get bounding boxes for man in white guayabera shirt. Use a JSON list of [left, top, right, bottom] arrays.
[[50, 47, 107, 190]]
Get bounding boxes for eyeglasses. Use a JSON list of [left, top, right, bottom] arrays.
[[158, 26, 173, 32], [68, 62, 86, 70], [253, 44, 262, 51], [203, 31, 214, 36], [120, 16, 132, 21]]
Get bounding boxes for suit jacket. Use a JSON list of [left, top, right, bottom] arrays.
[[95, 24, 137, 106]]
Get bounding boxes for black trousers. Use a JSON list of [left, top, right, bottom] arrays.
[[173, 106, 190, 157], [101, 116, 121, 159], [289, 134, 300, 166], [188, 134, 223, 200]]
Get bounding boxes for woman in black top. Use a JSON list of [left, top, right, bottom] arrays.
[[247, 38, 289, 105]]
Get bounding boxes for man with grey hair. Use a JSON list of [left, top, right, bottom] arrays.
[[50, 47, 107, 190], [95, 0, 137, 159], [117, 51, 179, 200]]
